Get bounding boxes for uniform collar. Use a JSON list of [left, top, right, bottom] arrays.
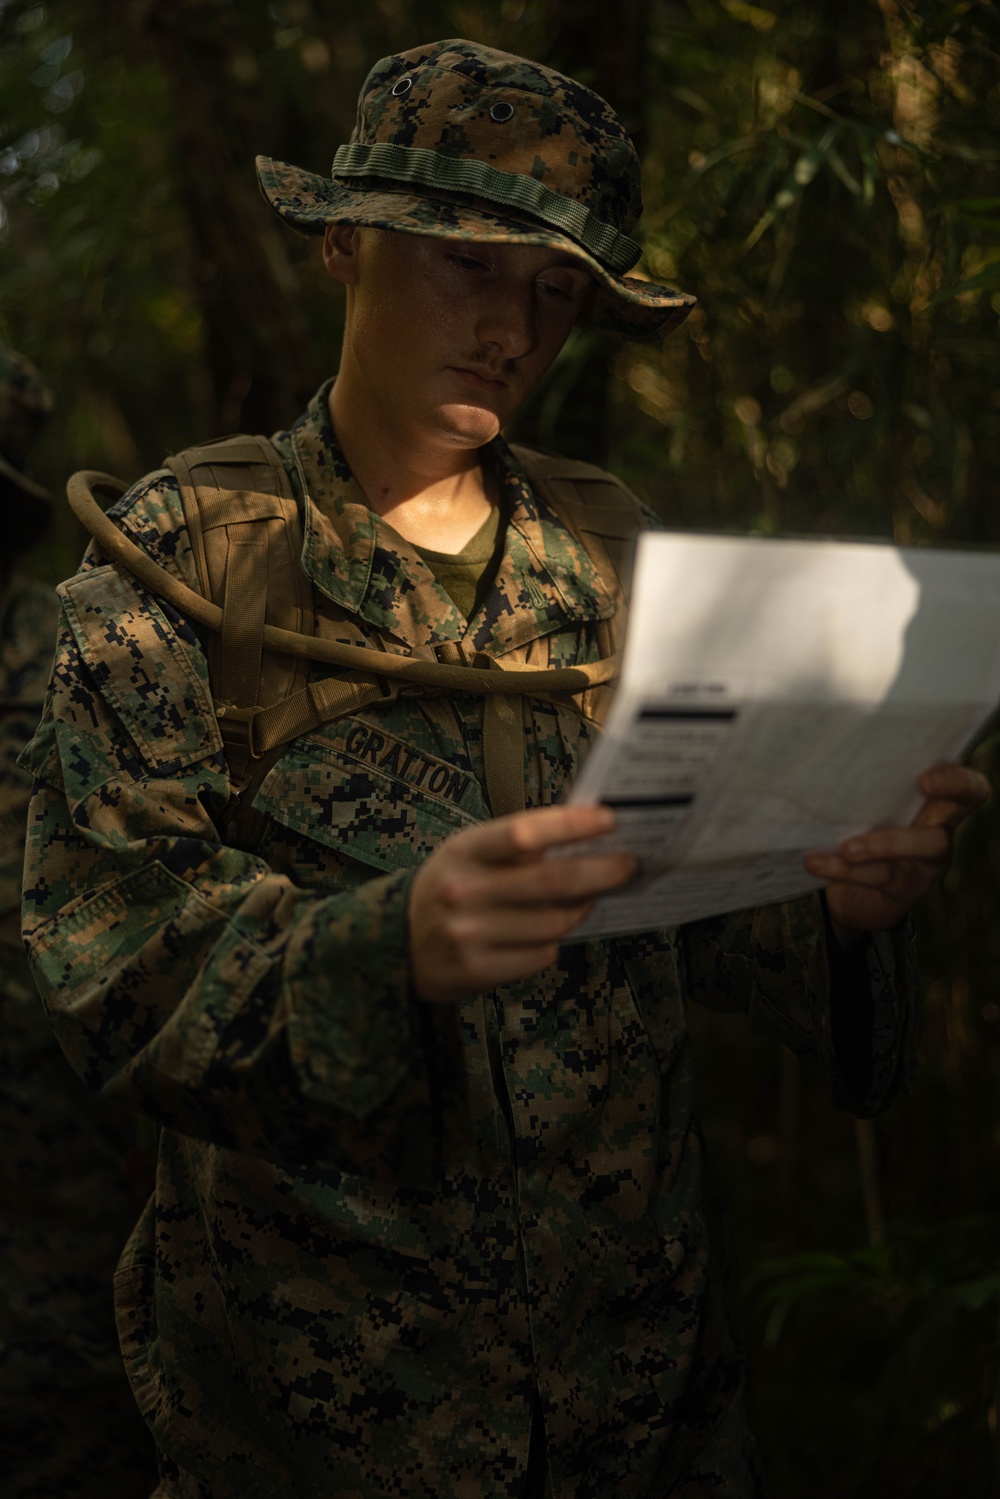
[[288, 380, 615, 656]]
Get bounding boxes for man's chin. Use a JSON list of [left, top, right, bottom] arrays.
[[435, 400, 505, 448]]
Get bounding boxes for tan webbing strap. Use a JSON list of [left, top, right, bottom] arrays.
[[218, 524, 268, 709], [549, 482, 639, 598], [176, 439, 280, 467], [221, 674, 397, 758], [212, 524, 268, 788], [433, 640, 467, 666], [551, 502, 640, 538], [465, 651, 523, 818], [512, 447, 645, 599], [165, 440, 309, 796], [483, 690, 525, 818], [422, 641, 520, 816]]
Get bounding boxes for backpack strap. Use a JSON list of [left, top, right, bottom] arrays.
[[165, 436, 316, 803], [510, 444, 645, 598], [511, 442, 645, 683], [491, 445, 646, 814]]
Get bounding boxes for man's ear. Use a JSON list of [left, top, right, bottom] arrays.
[[323, 223, 361, 286]]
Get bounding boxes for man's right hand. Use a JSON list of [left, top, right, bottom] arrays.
[[408, 804, 634, 1004]]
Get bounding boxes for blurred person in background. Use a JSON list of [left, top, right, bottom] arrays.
[[0, 342, 156, 1496]]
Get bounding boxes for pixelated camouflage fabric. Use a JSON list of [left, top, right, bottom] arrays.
[[0, 579, 156, 1497], [356, 40, 644, 236], [256, 39, 695, 344], [21, 382, 917, 1497]]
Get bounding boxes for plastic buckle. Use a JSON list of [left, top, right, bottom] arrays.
[[215, 702, 263, 761]]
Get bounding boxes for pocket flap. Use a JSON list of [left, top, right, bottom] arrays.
[[59, 565, 222, 776]]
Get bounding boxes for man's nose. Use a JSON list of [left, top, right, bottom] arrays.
[[474, 278, 538, 361]]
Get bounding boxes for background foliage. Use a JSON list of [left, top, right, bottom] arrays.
[[2, 1, 999, 1494]]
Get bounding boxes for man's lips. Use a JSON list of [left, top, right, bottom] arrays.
[[450, 365, 508, 391]]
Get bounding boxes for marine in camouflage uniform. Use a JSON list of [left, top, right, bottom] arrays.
[[20, 41, 934, 1499], [0, 346, 156, 1495]]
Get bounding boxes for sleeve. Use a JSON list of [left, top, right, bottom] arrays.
[[680, 893, 920, 1117], [20, 473, 435, 1179]]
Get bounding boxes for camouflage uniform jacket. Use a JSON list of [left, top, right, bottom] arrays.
[[21, 384, 917, 1499], [1, 579, 155, 1496]]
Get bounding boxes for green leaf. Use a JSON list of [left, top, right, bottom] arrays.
[[828, 147, 862, 196], [931, 258, 1000, 303]]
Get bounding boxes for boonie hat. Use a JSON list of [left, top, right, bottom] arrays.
[[257, 38, 695, 343], [0, 342, 53, 505]]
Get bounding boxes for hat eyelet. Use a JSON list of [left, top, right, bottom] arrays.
[[391, 77, 413, 97], [490, 101, 515, 123]]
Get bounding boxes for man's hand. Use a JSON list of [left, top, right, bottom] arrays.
[[409, 804, 634, 1004], [804, 763, 990, 940]]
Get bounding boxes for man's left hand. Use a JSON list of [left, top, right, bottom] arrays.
[[803, 763, 990, 941]]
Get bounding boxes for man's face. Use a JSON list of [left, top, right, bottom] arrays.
[[325, 225, 591, 449]]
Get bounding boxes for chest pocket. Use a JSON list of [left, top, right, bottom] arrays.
[[252, 716, 486, 874]]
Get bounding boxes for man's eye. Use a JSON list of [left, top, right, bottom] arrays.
[[447, 252, 487, 272], [538, 280, 573, 302]]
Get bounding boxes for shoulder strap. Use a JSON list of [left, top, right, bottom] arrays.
[[509, 443, 646, 597], [66, 468, 622, 815], [164, 435, 315, 801], [510, 443, 646, 669]]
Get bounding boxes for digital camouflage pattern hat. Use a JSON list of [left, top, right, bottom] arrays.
[[0, 342, 53, 505], [257, 38, 695, 342]]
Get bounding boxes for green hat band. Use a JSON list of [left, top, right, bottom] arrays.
[[331, 142, 643, 275]]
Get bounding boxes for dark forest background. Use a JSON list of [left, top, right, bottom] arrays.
[[2, 0, 1000, 1493]]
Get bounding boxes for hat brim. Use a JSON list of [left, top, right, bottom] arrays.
[[257, 156, 695, 343], [0, 451, 51, 504]]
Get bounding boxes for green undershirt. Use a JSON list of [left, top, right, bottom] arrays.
[[414, 501, 506, 622]]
